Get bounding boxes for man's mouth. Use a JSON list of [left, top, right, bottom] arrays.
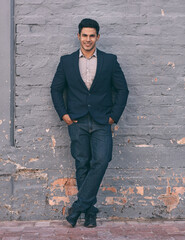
[[85, 43, 91, 47]]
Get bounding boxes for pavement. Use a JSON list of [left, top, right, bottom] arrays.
[[0, 219, 185, 240]]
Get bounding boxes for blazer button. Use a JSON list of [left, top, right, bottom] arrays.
[[88, 104, 91, 107]]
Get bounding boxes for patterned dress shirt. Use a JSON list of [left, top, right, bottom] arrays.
[[79, 49, 97, 90]]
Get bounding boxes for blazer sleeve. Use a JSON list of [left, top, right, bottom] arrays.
[[50, 56, 67, 120], [110, 55, 129, 123]]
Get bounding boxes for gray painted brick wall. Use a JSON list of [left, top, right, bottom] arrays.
[[1, 0, 185, 220]]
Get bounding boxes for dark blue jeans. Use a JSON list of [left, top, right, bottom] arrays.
[[68, 113, 113, 213]]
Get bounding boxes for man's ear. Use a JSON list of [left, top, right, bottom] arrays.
[[97, 34, 100, 40], [77, 33, 80, 40]]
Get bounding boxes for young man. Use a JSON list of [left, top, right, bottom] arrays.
[[51, 18, 129, 228]]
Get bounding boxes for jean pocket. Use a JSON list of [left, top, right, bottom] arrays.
[[68, 122, 75, 127]]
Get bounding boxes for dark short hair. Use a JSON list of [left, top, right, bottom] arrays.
[[78, 18, 100, 35]]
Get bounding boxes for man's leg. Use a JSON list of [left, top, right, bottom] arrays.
[[68, 117, 91, 192], [67, 115, 112, 227], [68, 115, 99, 212], [66, 118, 91, 226], [73, 117, 113, 212], [78, 118, 113, 227]]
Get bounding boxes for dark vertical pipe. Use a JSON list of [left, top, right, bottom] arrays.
[[10, 0, 15, 146]]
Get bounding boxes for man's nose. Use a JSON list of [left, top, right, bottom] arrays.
[[87, 36, 90, 41]]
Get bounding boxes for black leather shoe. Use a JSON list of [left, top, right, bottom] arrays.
[[66, 207, 81, 227], [84, 212, 97, 228]]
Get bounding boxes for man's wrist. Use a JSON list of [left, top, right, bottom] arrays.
[[62, 114, 68, 120]]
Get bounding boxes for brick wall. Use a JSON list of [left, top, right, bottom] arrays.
[[1, 0, 185, 220]]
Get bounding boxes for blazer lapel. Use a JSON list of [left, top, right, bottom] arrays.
[[90, 48, 104, 91]]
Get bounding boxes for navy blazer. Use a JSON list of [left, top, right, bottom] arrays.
[[51, 48, 129, 124]]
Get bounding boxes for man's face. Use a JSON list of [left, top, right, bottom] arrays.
[[78, 27, 100, 52]]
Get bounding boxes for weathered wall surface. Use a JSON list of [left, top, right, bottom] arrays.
[[1, 0, 185, 220]]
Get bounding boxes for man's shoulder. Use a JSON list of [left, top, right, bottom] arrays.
[[98, 49, 117, 59]]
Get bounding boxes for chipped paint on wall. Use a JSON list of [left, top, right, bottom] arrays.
[[182, 178, 185, 184], [136, 186, 144, 196], [158, 186, 179, 212], [4, 204, 19, 215], [161, 9, 165, 16], [102, 187, 117, 193], [0, 157, 26, 170], [17, 129, 23, 132], [48, 178, 78, 207], [177, 138, 185, 145], [29, 157, 39, 162], [167, 62, 175, 69], [144, 196, 153, 200], [173, 187, 185, 195], [120, 186, 143, 196], [49, 196, 70, 206], [50, 135, 56, 155], [14, 169, 48, 181], [114, 125, 119, 131], [105, 197, 127, 206], [50, 178, 77, 196], [48, 178, 78, 208]]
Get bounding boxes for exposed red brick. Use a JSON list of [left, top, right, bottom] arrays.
[[105, 197, 127, 205], [65, 186, 78, 196], [177, 137, 185, 145], [62, 206, 66, 215], [49, 196, 70, 206], [50, 178, 77, 196], [128, 187, 134, 195], [136, 186, 144, 196], [173, 187, 185, 195], [158, 186, 179, 212], [102, 187, 117, 193]]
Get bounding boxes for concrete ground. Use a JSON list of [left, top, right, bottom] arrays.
[[0, 219, 185, 240]]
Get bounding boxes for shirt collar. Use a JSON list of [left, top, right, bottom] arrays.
[[79, 48, 97, 59]]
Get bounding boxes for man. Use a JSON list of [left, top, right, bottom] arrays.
[[51, 18, 129, 228]]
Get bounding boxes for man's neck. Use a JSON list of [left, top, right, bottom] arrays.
[[80, 47, 96, 59]]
